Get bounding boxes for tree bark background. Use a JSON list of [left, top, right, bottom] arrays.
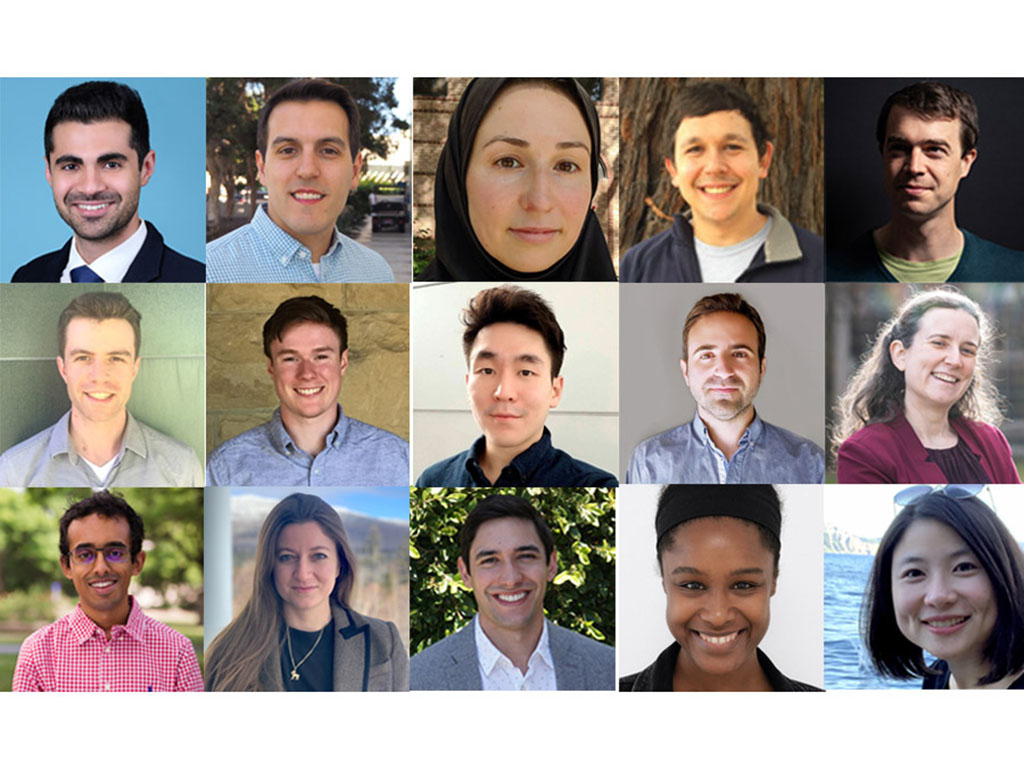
[[619, 77, 823, 252]]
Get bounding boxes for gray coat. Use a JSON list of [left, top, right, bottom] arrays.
[[410, 617, 614, 690]]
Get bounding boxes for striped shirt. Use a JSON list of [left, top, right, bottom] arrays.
[[206, 204, 394, 283], [13, 599, 203, 692]]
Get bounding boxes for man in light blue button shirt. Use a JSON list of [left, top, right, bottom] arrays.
[[627, 293, 823, 484], [206, 296, 408, 486], [206, 79, 393, 283]]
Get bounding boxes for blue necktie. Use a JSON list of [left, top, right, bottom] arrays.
[[70, 265, 104, 283]]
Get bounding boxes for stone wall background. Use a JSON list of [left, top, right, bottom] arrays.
[[413, 77, 620, 271], [206, 284, 409, 457]]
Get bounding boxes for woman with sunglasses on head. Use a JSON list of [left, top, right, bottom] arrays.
[[417, 77, 617, 282], [204, 493, 408, 691], [620, 485, 820, 692], [863, 485, 1024, 689], [833, 287, 1019, 484]]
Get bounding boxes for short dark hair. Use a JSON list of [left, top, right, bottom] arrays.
[[262, 295, 348, 358], [257, 78, 361, 160], [682, 292, 766, 363], [460, 495, 555, 575], [59, 491, 145, 563], [862, 492, 1024, 685], [58, 292, 141, 359], [461, 285, 566, 378], [672, 81, 771, 157], [875, 82, 979, 156], [44, 81, 150, 169], [654, 485, 781, 575]]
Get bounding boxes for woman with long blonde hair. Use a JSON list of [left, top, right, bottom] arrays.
[[205, 493, 408, 691]]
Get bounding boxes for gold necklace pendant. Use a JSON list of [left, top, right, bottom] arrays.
[[290, 669, 300, 681]]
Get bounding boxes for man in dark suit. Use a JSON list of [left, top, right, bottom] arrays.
[[11, 81, 204, 283]]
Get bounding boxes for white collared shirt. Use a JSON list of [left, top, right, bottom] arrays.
[[61, 220, 148, 283], [474, 615, 556, 691]]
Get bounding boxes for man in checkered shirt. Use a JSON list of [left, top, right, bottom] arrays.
[[12, 491, 203, 691]]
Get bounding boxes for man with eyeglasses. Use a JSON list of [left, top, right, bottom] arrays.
[[12, 491, 203, 691]]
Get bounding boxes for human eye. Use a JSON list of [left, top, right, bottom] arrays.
[[953, 560, 980, 574], [106, 546, 129, 562], [72, 548, 95, 564], [899, 567, 925, 580], [478, 556, 498, 567], [312, 552, 329, 561], [697, 351, 714, 361], [495, 156, 522, 169], [961, 345, 977, 357], [475, 366, 495, 375], [277, 553, 296, 563], [733, 350, 749, 359], [103, 159, 122, 169], [732, 580, 759, 591], [677, 581, 705, 591], [555, 159, 581, 173], [519, 369, 536, 377]]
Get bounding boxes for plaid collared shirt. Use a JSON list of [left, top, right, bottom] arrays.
[[13, 599, 203, 692], [205, 204, 394, 283]]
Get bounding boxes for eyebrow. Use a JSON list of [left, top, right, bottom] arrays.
[[271, 135, 347, 149], [73, 539, 129, 549], [896, 548, 975, 568], [277, 545, 331, 553], [679, 132, 751, 146], [65, 347, 134, 358], [474, 544, 541, 561], [473, 349, 545, 366], [274, 345, 338, 357], [885, 135, 952, 149], [670, 565, 765, 576], [480, 135, 590, 154], [926, 332, 978, 346], [691, 342, 755, 354]]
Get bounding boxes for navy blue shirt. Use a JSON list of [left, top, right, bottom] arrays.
[[416, 428, 617, 488]]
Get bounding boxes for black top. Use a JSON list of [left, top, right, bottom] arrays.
[[922, 659, 1024, 689], [417, 78, 616, 282], [416, 427, 617, 488], [926, 440, 991, 484], [11, 222, 205, 283], [619, 642, 822, 692], [281, 621, 335, 692]]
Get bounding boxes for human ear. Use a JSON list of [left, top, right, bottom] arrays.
[[889, 339, 907, 371]]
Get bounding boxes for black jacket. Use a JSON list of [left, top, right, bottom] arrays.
[[12, 223, 205, 282]]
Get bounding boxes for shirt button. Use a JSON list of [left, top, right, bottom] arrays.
[[105, 646, 111, 653], [104, 683, 111, 691]]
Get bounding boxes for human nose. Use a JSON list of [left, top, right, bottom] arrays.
[[77, 165, 106, 196], [296, 148, 320, 179], [520, 167, 553, 211], [944, 346, 963, 367], [296, 555, 315, 581], [923, 574, 956, 607], [705, 146, 727, 172], [906, 147, 926, 175], [296, 358, 316, 379], [492, 370, 518, 401], [700, 588, 732, 626], [497, 558, 522, 586]]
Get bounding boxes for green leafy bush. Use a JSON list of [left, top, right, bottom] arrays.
[[409, 487, 615, 654]]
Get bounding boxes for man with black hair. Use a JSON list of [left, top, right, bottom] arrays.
[[12, 80, 204, 282], [12, 491, 203, 691], [410, 495, 614, 690], [206, 295, 408, 486], [621, 80, 823, 282]]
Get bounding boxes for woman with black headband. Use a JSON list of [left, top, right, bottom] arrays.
[[417, 78, 617, 281], [620, 484, 820, 691]]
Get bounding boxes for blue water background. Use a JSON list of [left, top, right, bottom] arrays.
[[824, 552, 920, 689]]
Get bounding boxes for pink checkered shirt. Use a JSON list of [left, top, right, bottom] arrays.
[[12, 598, 203, 692]]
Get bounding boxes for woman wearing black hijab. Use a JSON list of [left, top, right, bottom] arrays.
[[418, 78, 617, 281]]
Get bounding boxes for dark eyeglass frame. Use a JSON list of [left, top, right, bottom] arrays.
[[893, 484, 985, 507], [70, 545, 131, 565]]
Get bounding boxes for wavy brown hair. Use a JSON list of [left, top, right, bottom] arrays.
[[831, 287, 1003, 462], [204, 494, 357, 691]]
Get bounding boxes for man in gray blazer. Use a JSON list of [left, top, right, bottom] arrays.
[[410, 495, 614, 690]]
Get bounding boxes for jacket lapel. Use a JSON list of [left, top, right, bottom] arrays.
[[333, 602, 370, 692]]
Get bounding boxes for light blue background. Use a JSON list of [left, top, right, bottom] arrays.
[[0, 77, 207, 281]]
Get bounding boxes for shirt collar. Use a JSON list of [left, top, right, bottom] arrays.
[[474, 615, 553, 677], [68, 596, 145, 645], [269, 404, 346, 454], [465, 428, 555, 483], [47, 411, 145, 462], [252, 204, 341, 267], [62, 220, 148, 283], [689, 411, 764, 447]]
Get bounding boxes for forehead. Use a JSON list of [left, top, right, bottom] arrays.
[[885, 106, 962, 149], [675, 110, 755, 146], [475, 85, 590, 147], [470, 322, 551, 362], [470, 516, 544, 555], [276, 521, 334, 549], [914, 307, 980, 340], [49, 119, 135, 159], [687, 311, 758, 349], [271, 321, 342, 352], [266, 100, 350, 142], [662, 517, 772, 563], [66, 513, 131, 547], [893, 518, 970, 561], [63, 317, 136, 354]]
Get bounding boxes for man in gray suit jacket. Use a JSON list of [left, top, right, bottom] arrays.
[[410, 495, 614, 690]]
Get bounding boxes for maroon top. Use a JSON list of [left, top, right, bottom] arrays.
[[837, 411, 1021, 484]]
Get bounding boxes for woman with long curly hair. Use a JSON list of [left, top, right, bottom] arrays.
[[833, 287, 1019, 483], [204, 493, 408, 691]]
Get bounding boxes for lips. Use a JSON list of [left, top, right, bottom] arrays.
[[67, 195, 120, 218], [85, 391, 115, 401], [88, 578, 117, 595], [922, 615, 970, 634], [931, 372, 959, 384], [294, 386, 325, 397], [291, 189, 326, 204], [694, 629, 743, 649], [493, 591, 528, 604], [508, 227, 560, 244]]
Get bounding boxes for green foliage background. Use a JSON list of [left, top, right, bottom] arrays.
[[409, 487, 615, 654]]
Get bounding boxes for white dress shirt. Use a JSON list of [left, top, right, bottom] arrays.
[[61, 220, 148, 283], [474, 616, 556, 691]]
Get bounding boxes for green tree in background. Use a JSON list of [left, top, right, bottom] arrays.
[[409, 487, 615, 655]]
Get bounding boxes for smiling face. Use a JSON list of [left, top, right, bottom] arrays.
[[466, 322, 563, 460], [256, 100, 363, 257], [666, 110, 772, 244], [57, 317, 140, 426], [881, 106, 976, 222], [660, 517, 776, 687], [272, 521, 341, 628], [458, 517, 558, 640], [464, 84, 593, 273], [681, 311, 765, 424], [60, 513, 144, 627], [889, 307, 979, 417], [45, 119, 153, 257], [268, 321, 348, 429], [891, 518, 996, 677]]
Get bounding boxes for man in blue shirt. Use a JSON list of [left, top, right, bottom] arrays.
[[627, 293, 823, 484], [206, 296, 408, 486], [206, 79, 393, 283], [416, 285, 616, 488]]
